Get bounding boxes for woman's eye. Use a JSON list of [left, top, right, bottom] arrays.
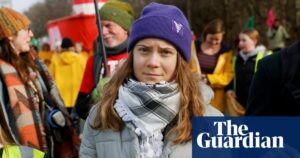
[[138, 47, 149, 53], [161, 50, 174, 56]]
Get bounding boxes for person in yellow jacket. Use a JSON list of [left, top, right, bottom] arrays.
[[195, 19, 233, 112], [49, 38, 86, 110]]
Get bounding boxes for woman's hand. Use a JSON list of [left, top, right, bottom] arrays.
[[201, 74, 208, 84], [226, 90, 236, 98]]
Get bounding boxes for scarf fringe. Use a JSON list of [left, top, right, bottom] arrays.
[[115, 99, 165, 158]]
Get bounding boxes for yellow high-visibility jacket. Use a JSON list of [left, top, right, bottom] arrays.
[[0, 145, 45, 158]]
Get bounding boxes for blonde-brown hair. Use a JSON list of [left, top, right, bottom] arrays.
[[92, 51, 205, 144], [201, 19, 224, 42], [0, 108, 15, 145], [0, 126, 12, 146], [0, 110, 15, 158], [241, 28, 260, 46]]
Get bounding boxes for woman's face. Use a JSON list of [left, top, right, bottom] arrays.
[[238, 33, 256, 53], [205, 33, 223, 48], [133, 38, 178, 84], [9, 27, 33, 55]]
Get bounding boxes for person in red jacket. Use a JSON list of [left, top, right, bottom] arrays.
[[75, 0, 134, 119]]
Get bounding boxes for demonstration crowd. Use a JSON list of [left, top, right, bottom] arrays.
[[0, 0, 299, 158]]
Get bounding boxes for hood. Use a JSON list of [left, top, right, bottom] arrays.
[[58, 51, 80, 64], [239, 45, 266, 61]]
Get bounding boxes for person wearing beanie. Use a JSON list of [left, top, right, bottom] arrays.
[[0, 8, 79, 158], [75, 0, 135, 119], [80, 3, 222, 158]]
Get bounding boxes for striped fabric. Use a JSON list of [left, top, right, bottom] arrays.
[[0, 7, 30, 39], [0, 60, 46, 151], [197, 51, 219, 74]]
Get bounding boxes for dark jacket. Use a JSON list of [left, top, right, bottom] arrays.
[[246, 41, 300, 115], [232, 54, 257, 107]]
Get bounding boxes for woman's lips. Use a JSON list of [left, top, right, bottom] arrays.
[[143, 73, 162, 76]]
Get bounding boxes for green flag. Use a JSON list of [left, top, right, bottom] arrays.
[[244, 16, 255, 30]]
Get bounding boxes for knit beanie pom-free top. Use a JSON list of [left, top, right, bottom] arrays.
[[0, 7, 30, 40], [128, 3, 192, 62]]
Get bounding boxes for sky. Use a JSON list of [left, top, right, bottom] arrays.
[[11, 0, 44, 13]]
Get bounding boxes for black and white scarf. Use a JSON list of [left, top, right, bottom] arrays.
[[114, 79, 180, 158]]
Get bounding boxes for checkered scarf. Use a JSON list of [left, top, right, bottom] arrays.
[[115, 78, 180, 158]]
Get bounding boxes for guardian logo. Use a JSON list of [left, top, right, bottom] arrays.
[[197, 120, 284, 148], [192, 117, 300, 158]]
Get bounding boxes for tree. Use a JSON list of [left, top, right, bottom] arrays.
[[125, 0, 299, 48], [24, 0, 73, 38]]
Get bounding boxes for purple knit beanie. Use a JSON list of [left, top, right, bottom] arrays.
[[128, 3, 192, 62]]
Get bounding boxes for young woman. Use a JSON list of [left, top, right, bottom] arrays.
[[195, 19, 233, 113], [0, 7, 78, 158], [80, 3, 222, 158], [226, 29, 271, 108]]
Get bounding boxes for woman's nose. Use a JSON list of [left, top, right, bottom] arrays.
[[147, 52, 160, 68]]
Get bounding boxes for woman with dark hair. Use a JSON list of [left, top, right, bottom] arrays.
[[0, 7, 78, 158], [195, 19, 233, 113], [80, 3, 222, 158]]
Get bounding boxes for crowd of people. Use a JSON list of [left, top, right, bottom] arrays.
[[0, 0, 299, 158]]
